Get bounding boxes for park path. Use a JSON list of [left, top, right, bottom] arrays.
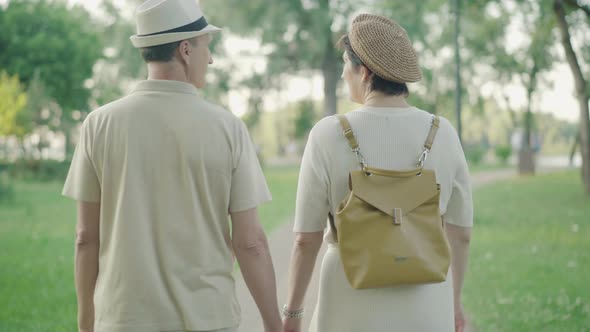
[[234, 165, 565, 331]]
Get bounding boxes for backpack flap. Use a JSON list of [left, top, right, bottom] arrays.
[[349, 169, 440, 219]]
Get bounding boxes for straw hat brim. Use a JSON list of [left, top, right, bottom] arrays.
[[130, 24, 221, 48]]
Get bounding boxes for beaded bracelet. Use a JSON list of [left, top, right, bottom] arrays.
[[282, 305, 304, 319]]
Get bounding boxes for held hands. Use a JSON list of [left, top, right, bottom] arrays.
[[281, 305, 304, 332], [282, 316, 302, 332], [454, 302, 466, 332]]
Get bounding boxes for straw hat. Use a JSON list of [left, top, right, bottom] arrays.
[[130, 0, 221, 48], [349, 14, 422, 83]]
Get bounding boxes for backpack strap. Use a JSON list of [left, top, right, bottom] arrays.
[[418, 115, 440, 168], [337, 114, 359, 150], [337, 115, 367, 170], [337, 114, 440, 170]]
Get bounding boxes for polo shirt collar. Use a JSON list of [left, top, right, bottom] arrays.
[[132, 79, 199, 96]]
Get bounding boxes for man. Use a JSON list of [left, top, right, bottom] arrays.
[[62, 1, 282, 331]]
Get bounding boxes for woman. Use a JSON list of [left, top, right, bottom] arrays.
[[282, 14, 473, 332]]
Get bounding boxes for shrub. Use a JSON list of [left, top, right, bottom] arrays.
[[0, 167, 14, 202], [464, 146, 487, 165], [494, 145, 512, 164]]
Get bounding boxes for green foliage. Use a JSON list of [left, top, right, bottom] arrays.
[[204, 0, 357, 115], [0, 168, 14, 203], [0, 71, 29, 138], [494, 144, 513, 164], [465, 171, 590, 330], [0, 0, 103, 112], [0, 159, 70, 182], [464, 145, 487, 165], [295, 100, 316, 139], [241, 73, 270, 130]]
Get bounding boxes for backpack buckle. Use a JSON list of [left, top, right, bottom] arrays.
[[417, 149, 429, 168], [393, 208, 403, 225]]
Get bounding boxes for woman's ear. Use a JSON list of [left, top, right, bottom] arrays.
[[360, 65, 373, 83]]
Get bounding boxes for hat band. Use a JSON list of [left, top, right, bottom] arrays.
[[139, 16, 209, 37]]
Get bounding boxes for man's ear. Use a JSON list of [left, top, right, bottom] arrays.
[[177, 40, 191, 65]]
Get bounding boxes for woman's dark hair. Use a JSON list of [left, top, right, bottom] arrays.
[[338, 35, 409, 97]]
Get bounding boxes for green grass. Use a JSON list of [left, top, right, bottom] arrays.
[[464, 171, 590, 331], [468, 161, 512, 173], [0, 181, 77, 332], [0, 166, 299, 332], [258, 165, 299, 231]]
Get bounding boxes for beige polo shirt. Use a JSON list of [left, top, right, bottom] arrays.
[[63, 80, 271, 332]]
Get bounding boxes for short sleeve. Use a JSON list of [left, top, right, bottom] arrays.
[[229, 121, 271, 213], [62, 120, 101, 202], [444, 140, 473, 227], [293, 127, 330, 232]]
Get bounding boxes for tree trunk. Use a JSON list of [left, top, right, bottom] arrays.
[[519, 70, 538, 175], [322, 42, 339, 117], [554, 0, 590, 194], [569, 133, 579, 166], [318, 0, 339, 117], [453, 0, 463, 143]]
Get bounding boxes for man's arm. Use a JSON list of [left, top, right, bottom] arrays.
[[230, 208, 281, 332], [75, 201, 100, 332], [445, 223, 472, 332]]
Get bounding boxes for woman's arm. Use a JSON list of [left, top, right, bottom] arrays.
[[445, 223, 472, 332], [283, 231, 324, 331]]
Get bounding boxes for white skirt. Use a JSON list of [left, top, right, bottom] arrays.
[[308, 245, 455, 332]]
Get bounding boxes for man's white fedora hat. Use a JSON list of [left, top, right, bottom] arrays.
[[130, 0, 221, 48]]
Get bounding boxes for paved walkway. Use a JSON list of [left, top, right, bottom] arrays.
[[233, 167, 561, 331]]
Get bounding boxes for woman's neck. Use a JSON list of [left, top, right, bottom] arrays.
[[363, 92, 410, 108]]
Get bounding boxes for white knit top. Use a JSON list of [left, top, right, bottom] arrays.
[[294, 106, 473, 242], [292, 106, 473, 331]]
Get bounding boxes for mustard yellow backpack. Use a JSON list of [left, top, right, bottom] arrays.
[[329, 114, 451, 289]]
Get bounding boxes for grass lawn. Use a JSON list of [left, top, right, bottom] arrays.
[[464, 171, 590, 331], [258, 165, 299, 231], [468, 162, 512, 173], [0, 166, 299, 332]]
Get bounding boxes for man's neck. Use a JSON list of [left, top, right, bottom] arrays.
[[146, 61, 189, 83]]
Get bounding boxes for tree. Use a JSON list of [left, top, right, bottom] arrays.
[[0, 0, 103, 112], [0, 0, 104, 156], [554, 0, 590, 194], [453, 0, 464, 143], [295, 99, 316, 139], [461, 0, 557, 174], [88, 0, 146, 109], [204, 0, 362, 116], [379, 0, 453, 118], [0, 72, 29, 138]]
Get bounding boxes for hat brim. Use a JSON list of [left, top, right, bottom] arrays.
[[130, 24, 221, 48]]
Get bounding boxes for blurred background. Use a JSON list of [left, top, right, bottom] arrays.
[[0, 0, 589, 331]]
